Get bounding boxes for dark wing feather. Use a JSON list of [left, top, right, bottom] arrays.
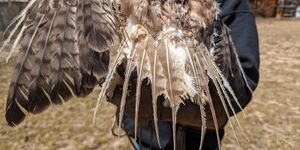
[[4, 0, 115, 126], [79, 0, 112, 80], [28, 9, 59, 114], [6, 3, 48, 126]]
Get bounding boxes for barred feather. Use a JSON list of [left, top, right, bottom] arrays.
[[5, 1, 49, 126], [2, 1, 252, 149], [3, 0, 116, 126]]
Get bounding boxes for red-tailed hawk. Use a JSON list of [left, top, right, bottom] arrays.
[[1, 0, 252, 149]]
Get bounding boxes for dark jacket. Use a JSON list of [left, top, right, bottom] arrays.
[[222, 0, 260, 113], [121, 0, 260, 149]]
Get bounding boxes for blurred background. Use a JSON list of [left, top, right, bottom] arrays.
[[0, 0, 299, 149]]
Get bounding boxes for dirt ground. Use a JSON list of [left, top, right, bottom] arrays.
[[0, 19, 299, 150]]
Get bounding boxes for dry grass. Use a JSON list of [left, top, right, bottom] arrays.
[[0, 19, 299, 150], [223, 19, 300, 150]]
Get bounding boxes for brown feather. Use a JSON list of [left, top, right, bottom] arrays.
[[5, 0, 115, 126], [3, 1, 252, 150], [28, 9, 59, 114], [6, 2, 47, 126]]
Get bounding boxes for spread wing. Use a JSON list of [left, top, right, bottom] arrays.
[[93, 1, 252, 149], [2, 0, 117, 126], [2, 0, 251, 149]]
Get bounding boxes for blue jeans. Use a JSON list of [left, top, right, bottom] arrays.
[[122, 115, 225, 150]]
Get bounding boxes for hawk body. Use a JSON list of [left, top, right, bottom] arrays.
[[1, 0, 251, 149]]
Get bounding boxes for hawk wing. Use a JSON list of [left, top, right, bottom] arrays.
[[93, 1, 252, 149], [2, 0, 117, 126], [2, 0, 252, 149]]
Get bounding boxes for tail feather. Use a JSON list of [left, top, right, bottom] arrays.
[[118, 47, 137, 136], [134, 48, 146, 141], [93, 44, 124, 123], [5, 11, 46, 126], [27, 8, 60, 113], [165, 39, 178, 150], [194, 53, 221, 150], [152, 42, 162, 148], [4, 0, 114, 126], [48, 6, 81, 105], [199, 103, 207, 150], [212, 50, 249, 141], [182, 41, 208, 150]]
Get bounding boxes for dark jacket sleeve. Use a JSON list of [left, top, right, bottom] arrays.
[[220, 0, 260, 113]]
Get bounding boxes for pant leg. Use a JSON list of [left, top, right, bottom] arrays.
[[185, 128, 225, 150], [122, 115, 225, 150], [133, 126, 225, 150]]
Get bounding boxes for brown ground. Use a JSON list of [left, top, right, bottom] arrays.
[[0, 19, 299, 150]]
